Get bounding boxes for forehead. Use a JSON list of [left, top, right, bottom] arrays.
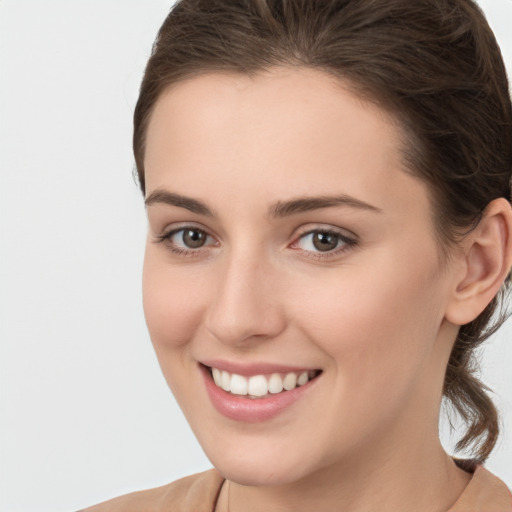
[[146, 68, 400, 162], [144, 67, 431, 226]]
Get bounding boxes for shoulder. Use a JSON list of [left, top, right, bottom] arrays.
[[450, 464, 512, 512], [80, 469, 224, 512]]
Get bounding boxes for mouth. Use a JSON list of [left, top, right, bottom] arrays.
[[200, 362, 322, 422], [208, 366, 322, 399]]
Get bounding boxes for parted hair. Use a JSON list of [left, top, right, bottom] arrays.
[[133, 0, 512, 461]]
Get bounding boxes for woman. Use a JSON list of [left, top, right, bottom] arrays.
[[84, 0, 512, 510]]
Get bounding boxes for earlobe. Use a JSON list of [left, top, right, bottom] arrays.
[[445, 198, 512, 326]]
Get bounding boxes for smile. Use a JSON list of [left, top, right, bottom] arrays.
[[201, 363, 322, 422], [210, 367, 321, 398]]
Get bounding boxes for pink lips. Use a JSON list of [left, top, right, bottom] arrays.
[[199, 362, 321, 423]]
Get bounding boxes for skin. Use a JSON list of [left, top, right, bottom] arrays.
[[142, 67, 512, 512]]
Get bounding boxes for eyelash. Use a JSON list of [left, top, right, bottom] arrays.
[[155, 226, 218, 258], [290, 227, 358, 260], [155, 225, 358, 260]]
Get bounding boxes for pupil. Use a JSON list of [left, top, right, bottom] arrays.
[[183, 229, 206, 248], [313, 232, 338, 252]]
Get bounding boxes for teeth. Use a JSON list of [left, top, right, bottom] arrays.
[[210, 367, 319, 397], [268, 373, 284, 394], [230, 374, 248, 395], [221, 371, 231, 392], [212, 368, 222, 387], [297, 371, 308, 386], [248, 375, 268, 397], [283, 372, 297, 391]]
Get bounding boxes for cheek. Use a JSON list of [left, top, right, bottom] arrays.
[[295, 251, 447, 411], [142, 250, 206, 351], [142, 249, 212, 411]]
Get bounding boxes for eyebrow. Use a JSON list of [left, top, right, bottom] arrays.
[[145, 190, 215, 216], [269, 195, 382, 217], [145, 189, 382, 217]]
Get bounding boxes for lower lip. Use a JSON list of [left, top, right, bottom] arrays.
[[200, 365, 320, 423]]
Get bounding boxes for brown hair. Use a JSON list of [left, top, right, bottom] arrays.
[[133, 0, 512, 461]]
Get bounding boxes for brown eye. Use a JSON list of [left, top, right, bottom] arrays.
[[182, 228, 207, 248], [312, 231, 339, 252], [157, 226, 217, 255], [293, 228, 357, 257]]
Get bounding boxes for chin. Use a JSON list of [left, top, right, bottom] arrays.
[[196, 431, 329, 487], [212, 454, 309, 487]]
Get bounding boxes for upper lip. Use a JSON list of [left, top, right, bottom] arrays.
[[200, 359, 321, 376]]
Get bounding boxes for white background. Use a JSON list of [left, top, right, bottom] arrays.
[[0, 1, 511, 511]]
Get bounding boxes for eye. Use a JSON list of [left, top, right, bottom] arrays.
[[156, 226, 217, 255], [301, 231, 340, 252], [174, 228, 208, 249], [292, 228, 357, 256]]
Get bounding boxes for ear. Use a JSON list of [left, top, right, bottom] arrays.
[[445, 198, 512, 326]]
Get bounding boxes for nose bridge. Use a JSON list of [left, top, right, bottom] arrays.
[[205, 245, 285, 346]]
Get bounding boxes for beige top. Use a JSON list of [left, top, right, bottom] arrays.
[[81, 465, 512, 512]]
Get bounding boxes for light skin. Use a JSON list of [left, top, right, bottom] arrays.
[[142, 67, 512, 512]]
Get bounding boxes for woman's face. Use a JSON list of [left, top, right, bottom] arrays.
[[142, 68, 461, 485]]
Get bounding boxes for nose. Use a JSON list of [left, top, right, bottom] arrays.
[[204, 250, 286, 347]]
